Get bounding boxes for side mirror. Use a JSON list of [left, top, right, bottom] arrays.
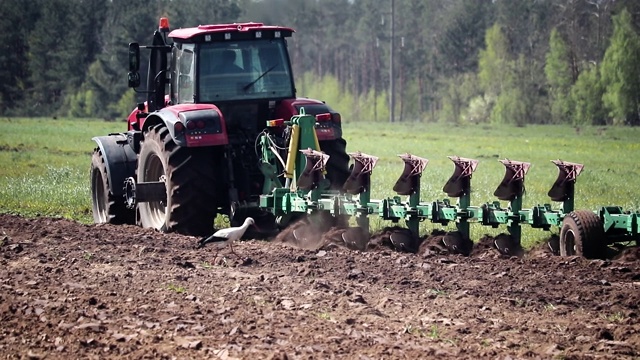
[[128, 71, 141, 88], [178, 74, 192, 88], [128, 43, 141, 88], [128, 43, 140, 72]]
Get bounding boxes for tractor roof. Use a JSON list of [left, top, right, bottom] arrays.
[[169, 22, 294, 41]]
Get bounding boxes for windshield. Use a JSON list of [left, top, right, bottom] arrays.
[[198, 39, 294, 102]]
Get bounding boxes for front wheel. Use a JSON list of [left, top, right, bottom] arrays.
[[90, 149, 135, 225], [137, 125, 221, 236], [559, 210, 606, 259]]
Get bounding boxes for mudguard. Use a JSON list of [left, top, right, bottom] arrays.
[[143, 104, 228, 147], [92, 134, 137, 197], [275, 99, 342, 140], [141, 112, 184, 144]]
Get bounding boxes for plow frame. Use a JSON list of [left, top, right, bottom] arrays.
[[258, 113, 640, 255]]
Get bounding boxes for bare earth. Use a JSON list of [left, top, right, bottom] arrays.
[[1, 214, 639, 359]]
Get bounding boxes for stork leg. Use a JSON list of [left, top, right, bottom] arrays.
[[228, 242, 243, 260], [212, 249, 221, 264]]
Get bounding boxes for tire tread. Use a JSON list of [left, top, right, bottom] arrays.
[[560, 210, 606, 259]]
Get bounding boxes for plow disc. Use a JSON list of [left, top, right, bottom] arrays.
[[441, 231, 473, 256], [389, 230, 418, 253], [493, 233, 524, 257], [341, 227, 370, 251]]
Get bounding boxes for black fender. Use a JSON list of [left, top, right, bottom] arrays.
[[140, 112, 181, 142], [92, 134, 138, 197], [142, 105, 227, 147], [300, 103, 343, 140]]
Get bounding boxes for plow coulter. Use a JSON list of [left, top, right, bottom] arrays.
[[257, 111, 640, 259]]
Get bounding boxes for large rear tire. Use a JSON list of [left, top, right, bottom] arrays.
[[320, 138, 350, 190], [559, 210, 606, 259], [90, 149, 135, 225], [137, 125, 221, 236]]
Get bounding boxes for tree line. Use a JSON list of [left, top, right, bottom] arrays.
[[0, 0, 639, 126]]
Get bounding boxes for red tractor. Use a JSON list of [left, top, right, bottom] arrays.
[[90, 18, 349, 236]]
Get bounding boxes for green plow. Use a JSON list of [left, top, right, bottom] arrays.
[[258, 111, 640, 258]]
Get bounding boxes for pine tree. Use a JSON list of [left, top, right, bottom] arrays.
[[0, 0, 38, 113], [78, 0, 162, 119], [437, 0, 492, 76], [27, 0, 76, 113]]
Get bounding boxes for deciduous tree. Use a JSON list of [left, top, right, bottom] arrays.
[[600, 8, 640, 124], [545, 28, 574, 123]]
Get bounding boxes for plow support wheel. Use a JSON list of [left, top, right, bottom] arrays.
[[548, 160, 584, 202], [443, 156, 479, 197], [393, 154, 429, 196], [493, 159, 531, 201], [343, 152, 379, 195], [297, 148, 330, 190]]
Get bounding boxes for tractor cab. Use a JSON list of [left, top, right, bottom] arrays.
[[170, 25, 295, 105], [127, 18, 298, 136], [126, 18, 347, 145]]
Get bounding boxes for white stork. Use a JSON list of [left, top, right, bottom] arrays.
[[197, 217, 255, 260]]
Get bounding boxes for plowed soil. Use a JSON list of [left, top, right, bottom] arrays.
[[1, 214, 639, 359]]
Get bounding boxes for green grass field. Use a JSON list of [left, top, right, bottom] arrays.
[[0, 118, 123, 220], [1, 117, 639, 247]]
